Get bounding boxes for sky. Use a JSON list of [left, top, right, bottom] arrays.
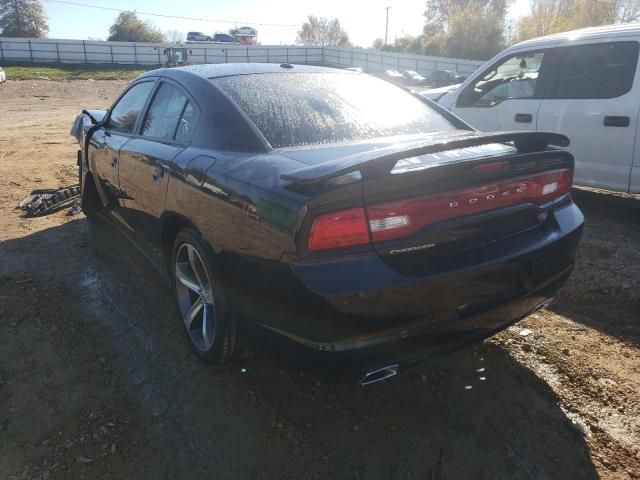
[[43, 0, 531, 46]]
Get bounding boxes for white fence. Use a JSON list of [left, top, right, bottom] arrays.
[[323, 46, 483, 75], [0, 37, 483, 75]]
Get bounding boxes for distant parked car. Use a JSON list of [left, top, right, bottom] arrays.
[[186, 32, 211, 42], [0, 67, 6, 84], [212, 33, 236, 43], [436, 23, 640, 193], [235, 26, 257, 36], [381, 69, 404, 83], [402, 70, 427, 86], [427, 70, 467, 87]]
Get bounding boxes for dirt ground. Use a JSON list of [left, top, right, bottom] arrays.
[[0, 79, 639, 480]]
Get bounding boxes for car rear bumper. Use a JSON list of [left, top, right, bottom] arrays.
[[251, 201, 581, 380], [261, 263, 571, 354], [257, 260, 573, 384]]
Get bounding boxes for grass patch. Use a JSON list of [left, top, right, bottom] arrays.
[[3, 62, 153, 80]]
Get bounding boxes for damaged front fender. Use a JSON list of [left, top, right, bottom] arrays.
[[70, 109, 107, 144]]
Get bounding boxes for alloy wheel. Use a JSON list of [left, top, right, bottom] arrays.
[[175, 243, 215, 352]]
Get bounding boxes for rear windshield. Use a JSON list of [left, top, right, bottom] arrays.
[[214, 72, 455, 148]]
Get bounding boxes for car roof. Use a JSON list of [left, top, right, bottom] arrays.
[[149, 63, 340, 80], [511, 22, 640, 50]]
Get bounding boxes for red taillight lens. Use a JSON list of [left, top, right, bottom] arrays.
[[308, 207, 370, 252], [367, 168, 572, 242], [306, 168, 572, 252]]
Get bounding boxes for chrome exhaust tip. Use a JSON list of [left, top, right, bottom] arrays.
[[360, 364, 399, 386]]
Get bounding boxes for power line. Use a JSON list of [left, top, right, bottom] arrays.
[[43, 0, 299, 27]]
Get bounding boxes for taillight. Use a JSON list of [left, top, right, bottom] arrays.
[[306, 168, 572, 252], [308, 207, 370, 252], [368, 168, 572, 242]]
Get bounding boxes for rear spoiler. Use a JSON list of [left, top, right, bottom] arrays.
[[281, 131, 569, 186]]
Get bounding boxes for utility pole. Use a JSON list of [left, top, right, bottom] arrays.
[[384, 6, 391, 45]]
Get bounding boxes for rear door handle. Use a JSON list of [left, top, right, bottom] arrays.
[[603, 116, 630, 127], [515, 113, 533, 123]]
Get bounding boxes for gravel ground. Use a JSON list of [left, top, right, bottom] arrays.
[[0, 80, 639, 480]]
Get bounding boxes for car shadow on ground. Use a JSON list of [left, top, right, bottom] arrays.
[[0, 219, 597, 479], [547, 188, 640, 347]]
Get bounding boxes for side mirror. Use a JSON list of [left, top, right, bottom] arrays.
[[83, 109, 109, 125]]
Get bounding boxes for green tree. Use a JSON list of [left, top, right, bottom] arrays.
[[107, 11, 165, 43], [422, 0, 508, 60], [372, 38, 385, 50], [0, 0, 48, 38], [514, 0, 640, 43], [164, 29, 185, 44], [372, 35, 428, 54], [445, 1, 508, 59], [296, 15, 351, 46]]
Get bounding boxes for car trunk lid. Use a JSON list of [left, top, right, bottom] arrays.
[[283, 131, 573, 272]]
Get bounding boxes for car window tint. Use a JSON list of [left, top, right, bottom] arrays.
[[141, 83, 189, 140], [554, 42, 639, 99], [214, 73, 454, 148], [109, 82, 155, 134], [469, 52, 544, 107], [175, 102, 196, 143]]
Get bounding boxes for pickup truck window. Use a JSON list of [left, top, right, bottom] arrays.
[[554, 41, 639, 99], [465, 52, 545, 107]]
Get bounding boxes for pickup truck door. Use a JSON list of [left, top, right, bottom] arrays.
[[118, 81, 198, 246], [448, 50, 552, 132], [88, 80, 156, 214], [536, 41, 640, 193]]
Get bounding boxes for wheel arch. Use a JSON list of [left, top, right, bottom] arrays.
[[160, 212, 220, 272]]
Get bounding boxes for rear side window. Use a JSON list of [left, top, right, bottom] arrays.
[[214, 73, 454, 148], [141, 83, 189, 140], [175, 102, 196, 143], [554, 41, 639, 99], [109, 82, 155, 134]]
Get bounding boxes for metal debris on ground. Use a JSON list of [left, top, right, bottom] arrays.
[[67, 200, 82, 216], [18, 185, 80, 217]]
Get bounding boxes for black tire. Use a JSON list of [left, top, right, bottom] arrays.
[[80, 171, 100, 220], [171, 228, 240, 364]]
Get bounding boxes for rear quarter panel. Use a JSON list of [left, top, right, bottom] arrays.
[[165, 150, 305, 262]]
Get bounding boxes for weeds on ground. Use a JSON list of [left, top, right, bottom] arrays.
[[3, 62, 151, 81]]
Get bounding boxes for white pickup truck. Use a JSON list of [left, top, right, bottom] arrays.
[[422, 23, 640, 194]]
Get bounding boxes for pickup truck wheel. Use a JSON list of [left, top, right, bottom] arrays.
[[172, 229, 239, 364]]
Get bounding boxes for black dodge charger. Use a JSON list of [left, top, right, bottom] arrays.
[[72, 64, 583, 385]]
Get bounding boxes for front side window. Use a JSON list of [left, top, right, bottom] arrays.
[[214, 72, 454, 148], [462, 52, 545, 107], [141, 83, 189, 140], [554, 41, 639, 99], [109, 82, 155, 134]]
